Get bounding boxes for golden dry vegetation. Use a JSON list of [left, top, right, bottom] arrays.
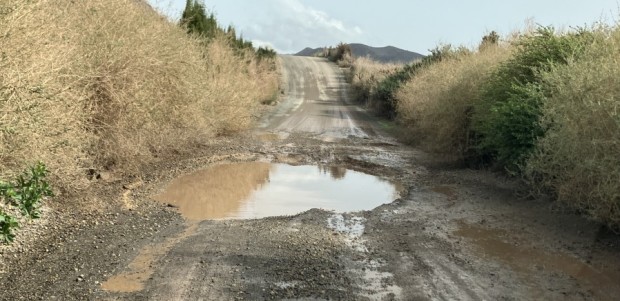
[[396, 45, 512, 157], [0, 0, 278, 192]]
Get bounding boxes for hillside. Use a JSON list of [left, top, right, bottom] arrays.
[[0, 0, 278, 191], [296, 43, 424, 63]]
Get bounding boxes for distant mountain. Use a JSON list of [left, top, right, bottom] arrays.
[[295, 43, 425, 64]]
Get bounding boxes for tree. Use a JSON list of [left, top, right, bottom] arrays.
[[180, 0, 218, 38], [479, 31, 500, 50]]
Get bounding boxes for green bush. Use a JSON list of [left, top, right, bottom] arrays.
[[1, 162, 53, 220], [0, 162, 53, 244], [395, 44, 512, 158], [328, 43, 352, 63], [181, 0, 218, 38], [0, 210, 19, 244], [181, 0, 256, 53], [472, 27, 595, 171], [256, 46, 277, 61], [525, 26, 620, 228]]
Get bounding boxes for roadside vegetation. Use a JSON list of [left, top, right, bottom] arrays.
[[316, 43, 354, 67], [0, 163, 53, 243], [0, 0, 278, 243], [342, 24, 620, 228]]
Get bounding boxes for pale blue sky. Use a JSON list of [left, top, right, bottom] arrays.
[[147, 0, 618, 54]]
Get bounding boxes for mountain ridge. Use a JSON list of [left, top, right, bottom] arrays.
[[295, 43, 424, 64]]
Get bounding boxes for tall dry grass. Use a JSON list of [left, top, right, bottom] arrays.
[[0, 0, 278, 192], [395, 45, 512, 157], [525, 27, 620, 227], [348, 57, 400, 105]]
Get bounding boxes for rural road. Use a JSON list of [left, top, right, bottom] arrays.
[[259, 55, 372, 140], [1, 56, 619, 300]]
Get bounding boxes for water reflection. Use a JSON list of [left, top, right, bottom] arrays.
[[153, 162, 272, 220], [318, 165, 347, 180], [154, 163, 399, 220]]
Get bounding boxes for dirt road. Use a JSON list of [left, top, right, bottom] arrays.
[[259, 56, 372, 140], [1, 56, 619, 300]]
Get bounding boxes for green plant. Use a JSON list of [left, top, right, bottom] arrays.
[[0, 210, 19, 244], [181, 0, 218, 38], [256, 46, 277, 61], [525, 25, 620, 228], [472, 26, 595, 171], [1, 162, 53, 219], [395, 43, 512, 158]]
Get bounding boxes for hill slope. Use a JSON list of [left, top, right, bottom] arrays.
[[296, 43, 424, 63]]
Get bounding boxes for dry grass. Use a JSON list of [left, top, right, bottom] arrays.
[[395, 45, 512, 157], [525, 27, 620, 227], [0, 0, 278, 193], [348, 57, 401, 104]]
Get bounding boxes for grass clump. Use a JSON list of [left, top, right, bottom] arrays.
[[525, 26, 620, 228], [0, 0, 278, 193]]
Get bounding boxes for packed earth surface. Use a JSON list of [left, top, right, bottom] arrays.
[[1, 56, 619, 300]]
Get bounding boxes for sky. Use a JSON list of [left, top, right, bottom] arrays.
[[147, 0, 619, 54]]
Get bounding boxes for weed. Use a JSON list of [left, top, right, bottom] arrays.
[[0, 210, 18, 244], [1, 162, 53, 219]]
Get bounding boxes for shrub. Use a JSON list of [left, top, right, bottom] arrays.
[[181, 0, 218, 38], [348, 57, 400, 106], [370, 44, 467, 118], [0, 211, 19, 244], [327, 43, 352, 63], [0, 162, 52, 244], [472, 27, 595, 171], [396, 45, 512, 157], [256, 47, 277, 61], [525, 26, 620, 228]]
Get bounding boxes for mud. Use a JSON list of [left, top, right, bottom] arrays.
[[455, 221, 620, 300], [1, 56, 619, 301]]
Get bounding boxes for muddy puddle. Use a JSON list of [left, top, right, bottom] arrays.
[[153, 162, 399, 221], [455, 221, 620, 300]]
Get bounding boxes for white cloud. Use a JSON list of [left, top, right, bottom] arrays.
[[244, 0, 364, 53], [251, 39, 283, 53]]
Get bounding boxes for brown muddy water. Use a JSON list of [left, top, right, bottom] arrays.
[[153, 162, 400, 221], [455, 221, 620, 300], [103, 163, 399, 293]]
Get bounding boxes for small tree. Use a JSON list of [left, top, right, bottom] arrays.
[[180, 0, 218, 39], [479, 31, 500, 50]]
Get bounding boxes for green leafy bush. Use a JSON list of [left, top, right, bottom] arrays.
[[0, 162, 53, 244], [395, 44, 512, 158], [472, 27, 595, 171], [256, 46, 277, 61], [525, 26, 620, 228], [0, 210, 19, 244]]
